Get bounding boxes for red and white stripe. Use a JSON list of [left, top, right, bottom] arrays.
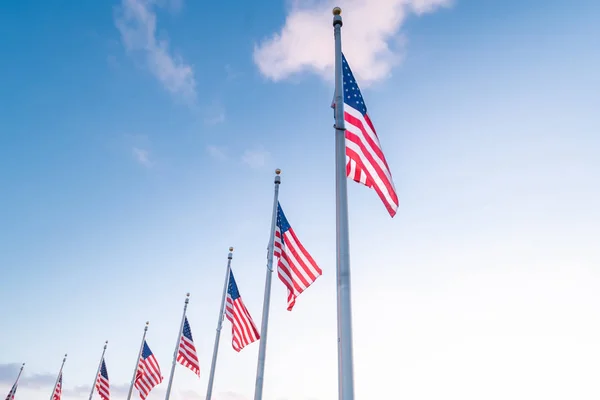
[[225, 291, 260, 352], [344, 106, 399, 217], [51, 374, 62, 400], [275, 224, 322, 311], [177, 323, 200, 377], [134, 345, 163, 400], [94, 360, 110, 400]]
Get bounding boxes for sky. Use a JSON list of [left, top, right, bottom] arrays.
[[1, 0, 599, 399]]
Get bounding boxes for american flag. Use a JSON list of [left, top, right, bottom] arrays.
[[275, 202, 322, 311], [134, 341, 163, 400], [4, 383, 17, 400], [94, 359, 110, 400], [225, 270, 260, 352], [333, 53, 399, 217], [51, 373, 62, 400], [177, 317, 200, 377]]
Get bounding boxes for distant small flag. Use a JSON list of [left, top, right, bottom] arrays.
[[177, 317, 201, 377], [52, 373, 62, 400], [134, 341, 163, 400], [94, 359, 110, 400], [332, 53, 399, 217], [225, 270, 260, 352], [4, 383, 17, 400], [275, 202, 322, 311]]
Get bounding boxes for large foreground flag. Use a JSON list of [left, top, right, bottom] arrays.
[[333, 53, 399, 217], [177, 317, 201, 377], [275, 202, 322, 310], [134, 341, 163, 400], [94, 359, 110, 400], [225, 270, 260, 351]]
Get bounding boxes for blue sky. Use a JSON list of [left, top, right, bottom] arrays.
[[1, 0, 599, 399]]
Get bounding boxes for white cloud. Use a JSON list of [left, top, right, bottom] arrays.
[[115, 0, 196, 102], [241, 147, 270, 169], [132, 147, 152, 167], [253, 0, 452, 85], [207, 145, 228, 161]]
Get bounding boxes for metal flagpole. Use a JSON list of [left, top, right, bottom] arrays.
[[49, 354, 67, 400], [88, 341, 108, 400], [126, 322, 149, 400], [14, 363, 25, 385], [164, 293, 190, 400], [205, 247, 235, 400], [253, 168, 282, 400], [332, 7, 356, 400]]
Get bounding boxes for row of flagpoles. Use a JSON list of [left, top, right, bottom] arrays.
[[4, 8, 398, 400]]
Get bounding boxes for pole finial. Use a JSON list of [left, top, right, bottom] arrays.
[[186, 292, 190, 297], [229, 246, 234, 252], [146, 321, 150, 326], [333, 6, 342, 15], [275, 168, 281, 175]]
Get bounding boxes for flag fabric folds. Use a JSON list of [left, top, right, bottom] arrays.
[[177, 317, 201, 377], [275, 202, 322, 310], [134, 341, 163, 400], [94, 359, 110, 400], [225, 270, 260, 352], [4, 383, 17, 400], [333, 53, 399, 217], [52, 373, 62, 400]]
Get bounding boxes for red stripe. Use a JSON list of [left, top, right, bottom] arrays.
[[226, 295, 260, 352], [344, 109, 398, 217], [135, 354, 163, 400], [276, 225, 321, 311]]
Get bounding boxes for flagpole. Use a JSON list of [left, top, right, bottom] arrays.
[[126, 322, 149, 400], [332, 7, 356, 400], [88, 341, 108, 400], [49, 354, 67, 400], [164, 293, 190, 400], [253, 168, 281, 400], [205, 247, 234, 400], [13, 363, 25, 386]]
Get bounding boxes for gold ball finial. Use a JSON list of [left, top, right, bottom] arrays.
[[105, 340, 108, 344], [186, 292, 190, 297], [229, 246, 234, 252], [146, 321, 150, 325], [275, 168, 281, 175], [332, 7, 342, 15]]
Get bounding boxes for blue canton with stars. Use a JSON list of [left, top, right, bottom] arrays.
[[227, 270, 240, 300], [100, 359, 109, 379], [342, 53, 367, 116], [141, 341, 154, 359], [276, 202, 291, 240], [182, 317, 194, 340]]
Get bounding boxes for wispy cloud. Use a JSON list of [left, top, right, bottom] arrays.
[[132, 147, 153, 167], [115, 0, 196, 103], [0, 364, 25, 384], [253, 0, 452, 85], [0, 364, 61, 389], [204, 101, 226, 125], [65, 383, 131, 397], [241, 147, 270, 169], [206, 145, 228, 161]]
